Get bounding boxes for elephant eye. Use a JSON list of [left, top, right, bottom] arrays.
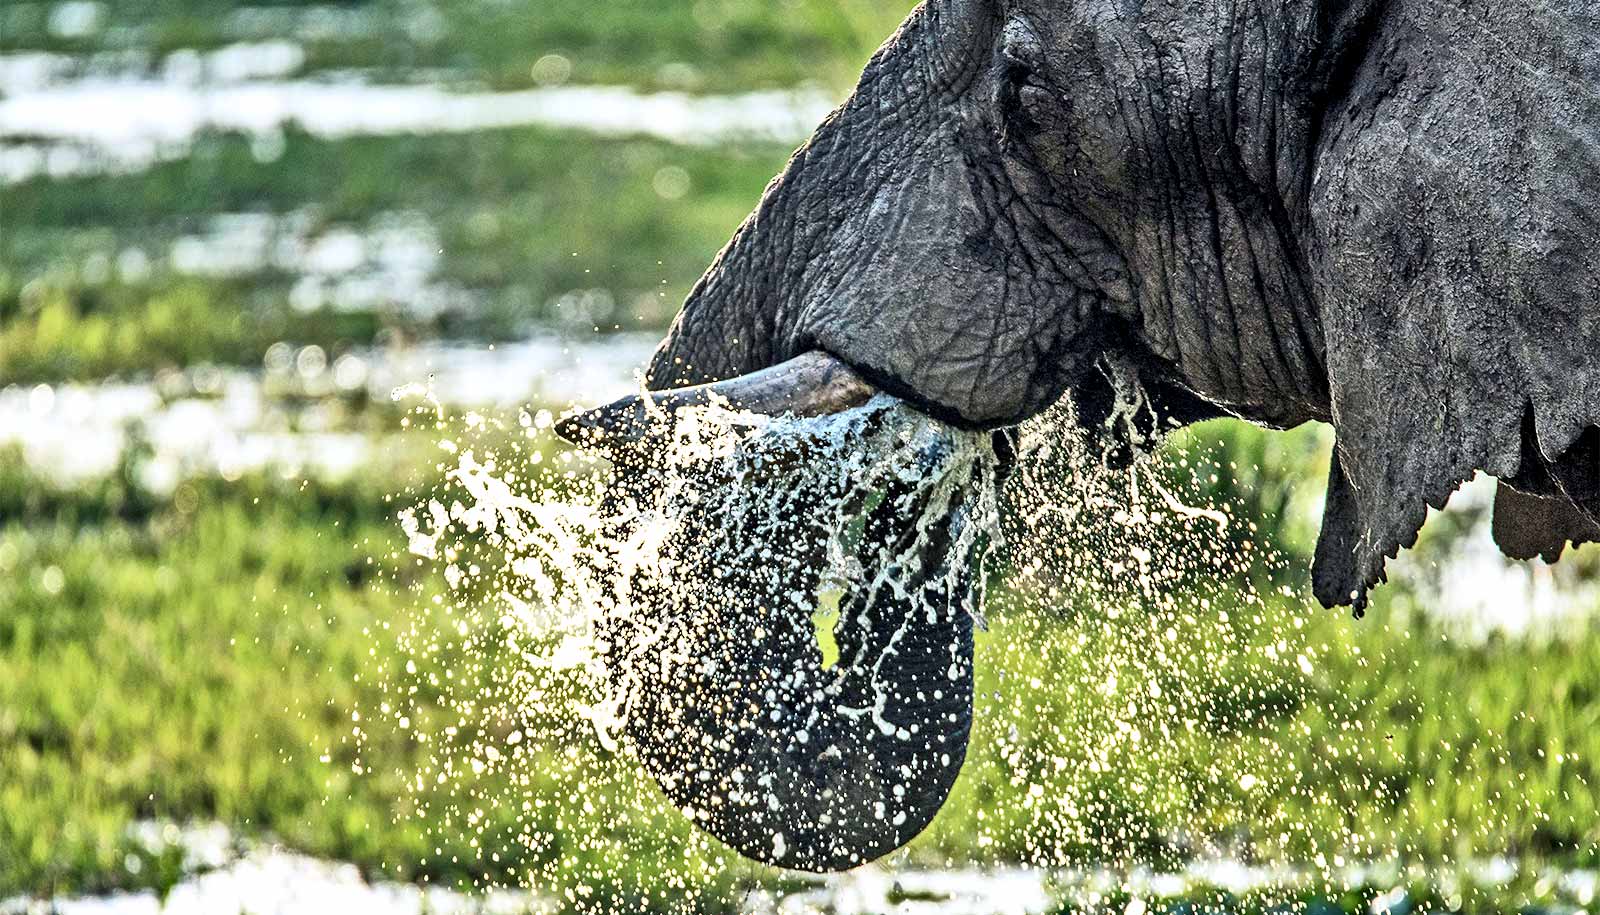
[[995, 59, 1052, 138], [993, 19, 1053, 139]]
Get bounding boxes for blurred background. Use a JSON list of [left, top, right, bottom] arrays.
[[2, 1, 1597, 912]]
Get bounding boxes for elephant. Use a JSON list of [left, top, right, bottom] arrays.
[[556, 0, 1600, 873]]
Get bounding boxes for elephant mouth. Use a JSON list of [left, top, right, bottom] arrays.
[[556, 351, 993, 871]]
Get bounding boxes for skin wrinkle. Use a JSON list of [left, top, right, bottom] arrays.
[[795, 119, 950, 357], [1223, 3, 1244, 140], [1218, 210, 1280, 402], [1184, 4, 1305, 415], [1113, 26, 1233, 396], [980, 71, 1115, 412], [1102, 9, 1238, 411], [1219, 143, 1313, 415], [1265, 197, 1328, 401], [992, 42, 1121, 288], [1176, 44, 1254, 404], [1178, 37, 1254, 403], [1257, 6, 1322, 406], [975, 191, 1024, 410], [991, 63, 1122, 299], [1097, 28, 1192, 372], [991, 176, 1046, 285], [950, 164, 1014, 409], [1104, 67, 1184, 372], [1131, 2, 1327, 421], [797, 6, 1101, 421], [1260, 7, 1282, 199], [790, 35, 932, 361]]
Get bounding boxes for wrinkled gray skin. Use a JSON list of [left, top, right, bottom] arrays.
[[619, 0, 1600, 871]]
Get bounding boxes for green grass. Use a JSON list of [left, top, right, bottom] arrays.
[[2, 126, 793, 384], [0, 446, 756, 908], [0, 276, 391, 385], [933, 579, 1600, 869], [911, 425, 1600, 876], [0, 454, 443, 896], [0, 0, 916, 93], [3, 423, 1596, 909], [1047, 879, 1595, 915]]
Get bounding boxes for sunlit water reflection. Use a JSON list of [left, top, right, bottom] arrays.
[[0, 43, 834, 184], [0, 333, 655, 488], [8, 821, 1593, 913]]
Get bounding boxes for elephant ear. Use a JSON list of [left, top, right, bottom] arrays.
[[1491, 484, 1600, 564], [1304, 2, 1600, 608]]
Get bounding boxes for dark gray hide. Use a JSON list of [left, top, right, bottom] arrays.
[[647, 0, 1600, 610]]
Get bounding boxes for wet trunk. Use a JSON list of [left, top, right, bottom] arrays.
[[593, 406, 982, 871]]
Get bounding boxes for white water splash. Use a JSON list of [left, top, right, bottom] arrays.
[[356, 392, 1017, 893], [392, 395, 1001, 753]]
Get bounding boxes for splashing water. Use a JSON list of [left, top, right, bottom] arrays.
[[397, 395, 1000, 753], [355, 388, 1580, 911], [363, 391, 1326, 905], [364, 393, 1013, 904]]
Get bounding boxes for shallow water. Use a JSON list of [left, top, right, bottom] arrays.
[[0, 333, 655, 488], [0, 43, 834, 183], [0, 819, 1054, 914], [7, 821, 1593, 914], [148, 209, 467, 320]]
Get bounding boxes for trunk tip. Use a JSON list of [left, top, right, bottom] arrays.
[[552, 410, 592, 446], [553, 397, 643, 447]]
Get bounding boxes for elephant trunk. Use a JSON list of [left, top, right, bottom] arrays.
[[619, 484, 976, 872], [551, 0, 1007, 865], [559, 361, 981, 871]]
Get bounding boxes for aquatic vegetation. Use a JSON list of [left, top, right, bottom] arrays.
[[0, 126, 795, 385], [0, 0, 915, 92]]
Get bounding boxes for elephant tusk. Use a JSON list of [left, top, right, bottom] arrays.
[[555, 350, 877, 448]]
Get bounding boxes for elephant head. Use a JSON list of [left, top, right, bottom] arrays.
[[559, 0, 1600, 870]]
